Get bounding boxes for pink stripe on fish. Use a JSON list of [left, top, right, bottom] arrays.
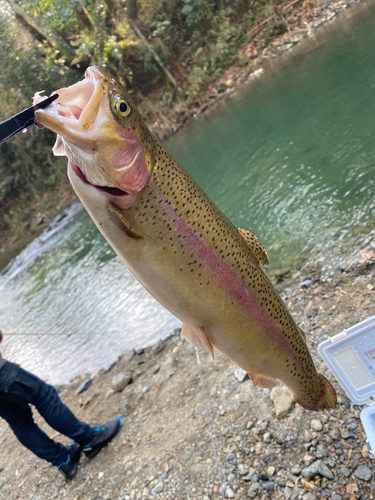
[[157, 188, 305, 371]]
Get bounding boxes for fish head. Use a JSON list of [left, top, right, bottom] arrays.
[[34, 66, 156, 210]]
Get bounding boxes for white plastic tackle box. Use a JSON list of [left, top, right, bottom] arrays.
[[318, 315, 375, 457]]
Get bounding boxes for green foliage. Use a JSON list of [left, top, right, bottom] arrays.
[[0, 0, 285, 237]]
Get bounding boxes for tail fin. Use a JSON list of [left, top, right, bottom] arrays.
[[316, 373, 337, 410], [295, 373, 337, 411]]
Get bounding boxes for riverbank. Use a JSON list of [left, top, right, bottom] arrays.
[[0, 257, 374, 500], [0, 0, 364, 273]]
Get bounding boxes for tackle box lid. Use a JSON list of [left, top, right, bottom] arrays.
[[318, 315, 375, 456]]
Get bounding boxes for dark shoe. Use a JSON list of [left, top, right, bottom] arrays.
[[58, 443, 81, 479], [83, 416, 122, 459]]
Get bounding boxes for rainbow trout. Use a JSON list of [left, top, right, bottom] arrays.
[[34, 67, 336, 411]]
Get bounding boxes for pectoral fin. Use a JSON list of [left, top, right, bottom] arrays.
[[248, 372, 279, 389], [108, 202, 145, 240], [238, 227, 269, 269], [181, 323, 215, 360]]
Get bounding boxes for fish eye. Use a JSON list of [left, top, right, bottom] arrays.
[[114, 97, 131, 118]]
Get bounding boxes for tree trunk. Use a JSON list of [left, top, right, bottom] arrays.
[[13, 13, 52, 47], [127, 0, 138, 21], [127, 17, 177, 89]]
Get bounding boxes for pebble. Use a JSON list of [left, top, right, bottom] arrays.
[[112, 372, 132, 392], [302, 460, 334, 480], [315, 444, 328, 458], [225, 487, 235, 498], [237, 464, 249, 476], [310, 419, 323, 431], [270, 385, 294, 418], [75, 378, 92, 395], [340, 466, 350, 478], [290, 465, 301, 476], [123, 402, 131, 416], [153, 481, 164, 493], [104, 389, 114, 400], [302, 493, 316, 500], [329, 428, 340, 440], [263, 432, 271, 443], [354, 465, 372, 481], [302, 430, 312, 443], [234, 367, 249, 383], [263, 481, 276, 491]]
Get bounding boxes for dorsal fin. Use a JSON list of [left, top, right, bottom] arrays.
[[299, 327, 311, 349], [238, 227, 269, 269]]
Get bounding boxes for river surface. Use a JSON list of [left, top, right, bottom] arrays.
[[1, 4, 375, 384]]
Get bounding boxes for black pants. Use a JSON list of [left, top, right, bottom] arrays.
[[0, 363, 94, 467]]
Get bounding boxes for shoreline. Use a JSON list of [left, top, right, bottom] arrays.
[[0, 258, 374, 498]]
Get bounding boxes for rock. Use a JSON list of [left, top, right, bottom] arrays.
[[152, 339, 166, 353], [234, 367, 249, 382], [346, 420, 358, 431], [75, 378, 92, 395], [123, 402, 131, 416], [112, 372, 132, 392], [354, 465, 372, 481], [290, 465, 301, 476], [361, 443, 370, 458], [225, 488, 235, 498], [105, 389, 114, 400], [310, 419, 323, 431], [266, 465, 275, 476], [153, 365, 160, 374], [237, 464, 249, 476], [210, 386, 218, 397], [263, 481, 276, 491], [302, 493, 316, 500], [123, 349, 135, 362], [302, 430, 312, 443], [153, 481, 164, 493], [341, 429, 350, 439], [270, 385, 294, 418], [0, 465, 3, 472], [263, 432, 271, 443], [225, 78, 234, 88], [340, 466, 350, 478], [331, 495, 342, 500], [315, 444, 328, 458], [299, 278, 313, 289], [302, 460, 334, 480], [329, 428, 340, 440], [98, 471, 104, 480]]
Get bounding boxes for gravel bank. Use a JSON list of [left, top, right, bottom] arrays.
[[0, 256, 374, 500]]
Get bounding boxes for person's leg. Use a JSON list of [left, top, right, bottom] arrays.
[[8, 368, 94, 447], [0, 398, 69, 467]]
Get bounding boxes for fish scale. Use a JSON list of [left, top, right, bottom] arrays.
[[34, 66, 336, 412]]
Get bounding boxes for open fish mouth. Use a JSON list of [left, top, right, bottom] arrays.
[[34, 67, 104, 135], [70, 162, 129, 197]]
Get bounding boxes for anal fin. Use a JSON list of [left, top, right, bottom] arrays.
[[248, 372, 279, 389], [238, 227, 269, 269], [182, 323, 215, 360]]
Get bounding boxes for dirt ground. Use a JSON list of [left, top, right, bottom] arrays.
[[0, 256, 374, 500]]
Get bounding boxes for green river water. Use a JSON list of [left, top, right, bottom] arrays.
[[0, 3, 374, 383]]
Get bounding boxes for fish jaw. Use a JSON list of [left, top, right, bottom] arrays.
[[34, 66, 154, 210]]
